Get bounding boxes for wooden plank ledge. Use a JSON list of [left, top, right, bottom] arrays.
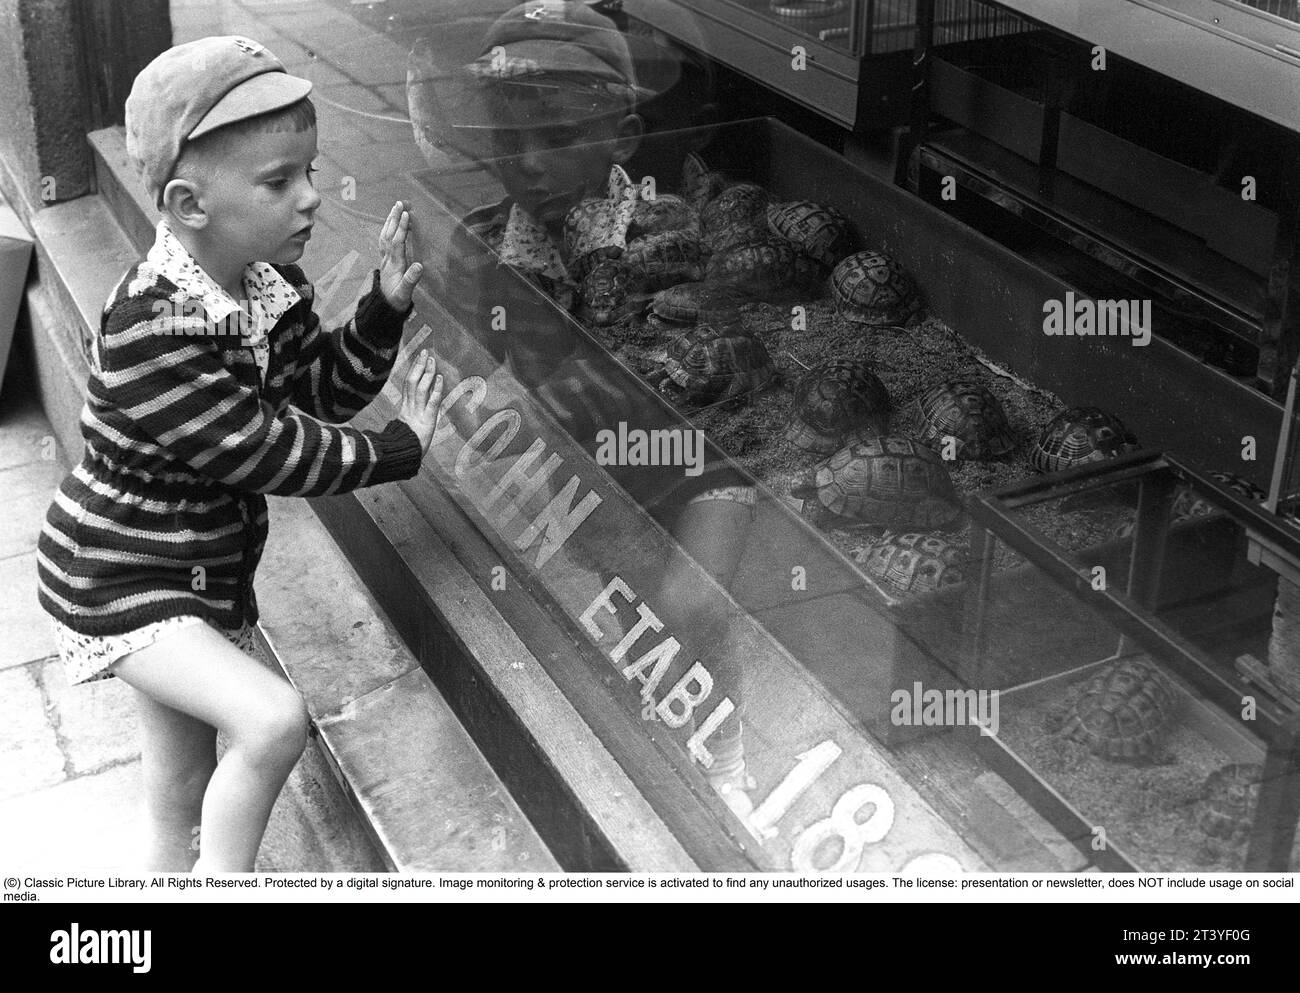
[[255, 496, 560, 872], [312, 483, 703, 872]]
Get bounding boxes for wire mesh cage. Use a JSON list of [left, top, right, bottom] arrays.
[[708, 1, 1029, 55], [860, 0, 1029, 55], [1236, 0, 1300, 22]]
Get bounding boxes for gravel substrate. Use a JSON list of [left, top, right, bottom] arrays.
[[588, 290, 1134, 573]]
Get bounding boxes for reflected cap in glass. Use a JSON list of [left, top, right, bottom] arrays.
[[466, 1, 653, 108]]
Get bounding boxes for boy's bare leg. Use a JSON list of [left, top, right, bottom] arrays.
[[113, 623, 309, 872], [133, 688, 217, 871]]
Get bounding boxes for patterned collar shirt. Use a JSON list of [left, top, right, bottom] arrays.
[[140, 218, 303, 387]]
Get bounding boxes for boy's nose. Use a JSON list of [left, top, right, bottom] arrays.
[[301, 184, 322, 213]]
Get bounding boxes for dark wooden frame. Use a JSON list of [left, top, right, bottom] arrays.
[[70, 0, 172, 133], [902, 0, 1300, 399]]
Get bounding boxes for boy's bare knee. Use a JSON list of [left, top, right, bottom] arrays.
[[237, 686, 309, 768]]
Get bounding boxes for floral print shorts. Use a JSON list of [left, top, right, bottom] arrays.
[[51, 615, 268, 686]]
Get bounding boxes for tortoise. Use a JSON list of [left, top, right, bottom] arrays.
[[767, 199, 854, 268], [905, 378, 1017, 461], [1029, 406, 1139, 474], [629, 193, 699, 239], [1046, 658, 1178, 763], [656, 324, 776, 402], [1196, 762, 1263, 843], [700, 183, 770, 253], [623, 230, 706, 291], [704, 234, 811, 298], [1112, 471, 1267, 539], [857, 531, 966, 596], [647, 281, 750, 329], [830, 251, 921, 326], [577, 258, 643, 327], [790, 436, 964, 528], [681, 151, 728, 213], [706, 232, 794, 274], [785, 358, 891, 454], [1175, 471, 1267, 520]]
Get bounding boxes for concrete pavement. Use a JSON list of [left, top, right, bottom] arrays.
[[0, 331, 148, 872]]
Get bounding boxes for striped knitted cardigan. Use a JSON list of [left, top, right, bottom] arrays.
[[37, 236, 423, 637]]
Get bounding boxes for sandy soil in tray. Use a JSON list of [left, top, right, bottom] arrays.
[[589, 291, 1133, 571]]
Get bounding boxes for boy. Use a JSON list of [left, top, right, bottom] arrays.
[[36, 35, 444, 871]]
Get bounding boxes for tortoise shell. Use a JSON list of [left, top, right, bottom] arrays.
[[1029, 406, 1139, 474], [623, 230, 706, 291], [681, 151, 728, 213], [857, 531, 965, 596], [907, 378, 1017, 461], [701, 183, 770, 252], [1197, 763, 1263, 842], [767, 200, 853, 268], [785, 358, 891, 454], [1111, 471, 1267, 540], [831, 251, 921, 326], [629, 193, 699, 239], [578, 258, 642, 327], [1176, 471, 1267, 520], [1059, 659, 1176, 762], [704, 234, 808, 297], [790, 436, 963, 528], [660, 325, 775, 401], [649, 281, 749, 326]]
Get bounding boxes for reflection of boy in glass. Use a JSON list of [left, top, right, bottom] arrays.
[[421, 1, 758, 816], [437, 1, 645, 372]]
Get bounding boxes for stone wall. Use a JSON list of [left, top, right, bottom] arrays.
[[0, 0, 169, 219]]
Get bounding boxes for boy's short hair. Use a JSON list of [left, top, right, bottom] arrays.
[[125, 36, 313, 208], [173, 98, 317, 192]]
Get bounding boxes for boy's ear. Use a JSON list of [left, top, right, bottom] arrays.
[[161, 179, 209, 231], [609, 112, 644, 166]]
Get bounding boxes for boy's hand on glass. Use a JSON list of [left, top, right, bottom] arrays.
[[379, 200, 424, 311], [398, 349, 444, 454]]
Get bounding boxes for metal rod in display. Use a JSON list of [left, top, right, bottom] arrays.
[[968, 454, 1299, 724], [1266, 352, 1300, 512]]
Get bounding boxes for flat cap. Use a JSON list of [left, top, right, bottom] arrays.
[[125, 36, 313, 208]]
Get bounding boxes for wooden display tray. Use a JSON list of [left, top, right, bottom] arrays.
[[396, 115, 1290, 868]]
